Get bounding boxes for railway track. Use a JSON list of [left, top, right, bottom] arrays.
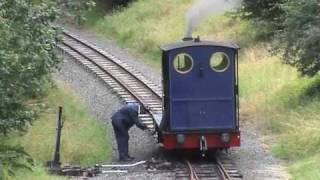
[[57, 30, 163, 131], [57, 30, 243, 180], [175, 155, 242, 180]]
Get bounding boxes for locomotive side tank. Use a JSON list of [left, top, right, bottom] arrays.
[[159, 38, 240, 150]]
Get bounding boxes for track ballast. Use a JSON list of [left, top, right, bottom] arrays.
[[58, 30, 163, 131]]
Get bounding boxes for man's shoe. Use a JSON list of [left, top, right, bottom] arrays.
[[126, 155, 135, 160], [119, 157, 132, 162]]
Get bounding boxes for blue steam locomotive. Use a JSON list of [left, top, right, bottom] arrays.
[[157, 37, 240, 152]]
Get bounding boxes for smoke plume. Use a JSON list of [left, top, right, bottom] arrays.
[[185, 0, 240, 38]]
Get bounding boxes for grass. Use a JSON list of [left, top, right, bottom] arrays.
[[2, 81, 111, 180], [14, 165, 64, 180], [84, 0, 320, 179], [84, 0, 191, 68], [85, 1, 257, 69], [290, 154, 320, 179], [239, 46, 297, 98], [262, 77, 320, 179]]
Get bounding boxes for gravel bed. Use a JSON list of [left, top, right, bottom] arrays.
[[56, 25, 290, 180], [56, 52, 170, 180], [229, 117, 290, 179], [61, 23, 161, 86]]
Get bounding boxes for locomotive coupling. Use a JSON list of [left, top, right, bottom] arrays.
[[221, 133, 231, 144], [176, 134, 185, 145], [200, 136, 208, 157]]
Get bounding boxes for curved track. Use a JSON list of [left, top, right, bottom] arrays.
[[57, 30, 163, 131], [58, 30, 243, 180], [175, 156, 242, 180]]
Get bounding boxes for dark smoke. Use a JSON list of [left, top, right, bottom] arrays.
[[185, 0, 240, 38]]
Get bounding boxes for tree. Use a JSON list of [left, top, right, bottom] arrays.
[[0, 0, 60, 134], [57, 0, 96, 25], [0, 144, 34, 177], [103, 0, 136, 7], [240, 0, 320, 76], [239, 0, 285, 39], [275, 0, 320, 76], [0, 0, 60, 176]]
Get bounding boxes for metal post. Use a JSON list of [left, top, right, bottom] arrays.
[[53, 106, 63, 166], [47, 106, 63, 170]]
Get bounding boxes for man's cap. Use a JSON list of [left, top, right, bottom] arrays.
[[126, 101, 139, 112]]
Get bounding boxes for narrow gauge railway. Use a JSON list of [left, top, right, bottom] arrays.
[[176, 157, 242, 180], [57, 30, 242, 179], [57, 30, 162, 131]]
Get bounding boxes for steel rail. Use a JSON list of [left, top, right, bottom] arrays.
[[176, 155, 242, 180], [61, 30, 162, 111], [100, 161, 146, 168], [57, 43, 156, 130], [60, 39, 152, 111], [56, 44, 134, 103], [216, 157, 232, 180], [58, 30, 163, 130], [185, 160, 200, 180], [62, 31, 161, 100]]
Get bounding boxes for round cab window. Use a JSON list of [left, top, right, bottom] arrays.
[[173, 53, 193, 74], [210, 52, 230, 72]]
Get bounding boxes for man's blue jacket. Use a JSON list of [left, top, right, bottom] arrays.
[[111, 105, 146, 130]]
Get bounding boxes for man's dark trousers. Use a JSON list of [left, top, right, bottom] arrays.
[[112, 119, 129, 159]]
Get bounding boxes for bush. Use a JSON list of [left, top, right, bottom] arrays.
[[57, 0, 96, 25], [240, 0, 320, 76], [275, 0, 320, 76], [0, 144, 34, 178], [0, 0, 60, 134], [111, 0, 136, 7], [0, 0, 60, 177], [239, 0, 285, 39]]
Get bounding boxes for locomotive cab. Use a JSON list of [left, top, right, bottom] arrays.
[[159, 38, 240, 150]]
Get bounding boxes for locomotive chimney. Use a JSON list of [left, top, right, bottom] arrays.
[[183, 21, 193, 41], [194, 36, 200, 42]]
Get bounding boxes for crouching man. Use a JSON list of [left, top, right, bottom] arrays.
[[111, 102, 148, 161]]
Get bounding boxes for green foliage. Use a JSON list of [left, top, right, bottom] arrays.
[[275, 0, 320, 76], [0, 0, 60, 177], [14, 164, 65, 180], [57, 0, 96, 25], [0, 0, 60, 135], [85, 0, 192, 67], [85, 0, 254, 68], [112, 0, 136, 7], [239, 0, 285, 39], [239, 46, 297, 98], [266, 76, 320, 155], [1, 83, 111, 179], [21, 83, 111, 165], [289, 154, 320, 180], [240, 0, 320, 76], [0, 144, 34, 178]]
